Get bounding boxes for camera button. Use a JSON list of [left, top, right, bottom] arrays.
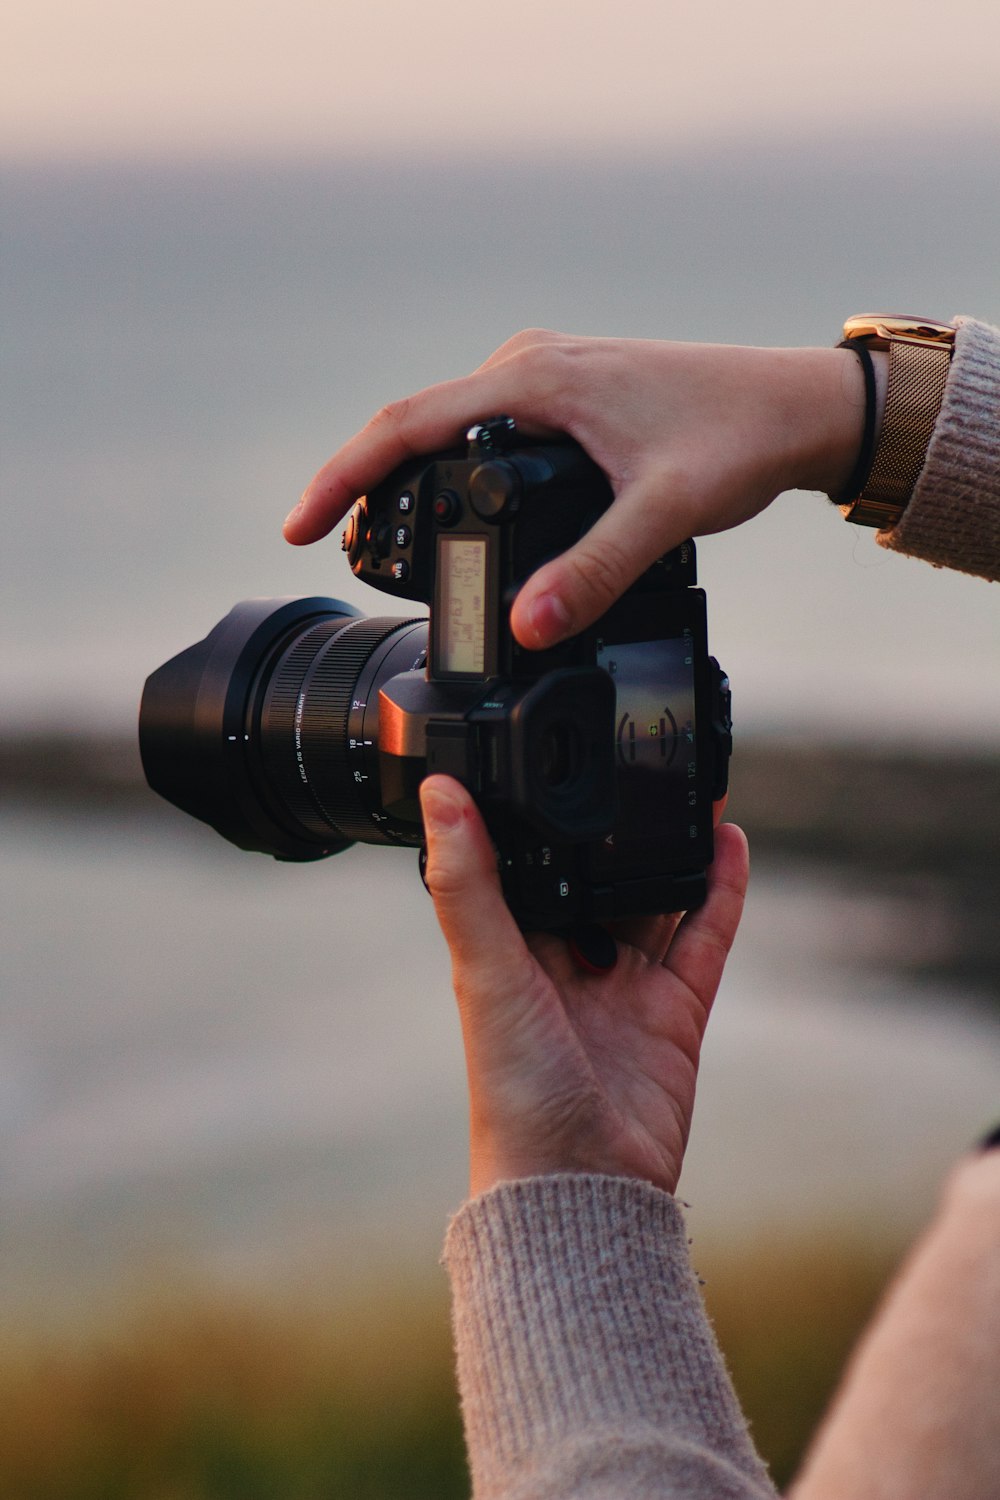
[[398, 491, 415, 513], [394, 524, 411, 549], [342, 501, 366, 565], [391, 559, 410, 582], [433, 490, 461, 526]]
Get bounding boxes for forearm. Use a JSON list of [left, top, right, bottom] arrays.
[[790, 1150, 1000, 1500], [444, 1174, 778, 1500]]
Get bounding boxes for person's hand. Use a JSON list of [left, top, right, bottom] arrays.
[[418, 774, 749, 1199], [286, 329, 868, 649]]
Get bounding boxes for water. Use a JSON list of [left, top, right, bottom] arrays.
[[2, 804, 997, 1324]]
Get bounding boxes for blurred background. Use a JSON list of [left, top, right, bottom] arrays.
[[2, 2, 999, 1494]]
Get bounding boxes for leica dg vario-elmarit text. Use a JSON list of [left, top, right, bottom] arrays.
[[140, 419, 732, 928]]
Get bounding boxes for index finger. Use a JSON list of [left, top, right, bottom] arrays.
[[284, 368, 561, 546], [508, 473, 697, 648]]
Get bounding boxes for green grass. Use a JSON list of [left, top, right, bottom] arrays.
[[0, 1236, 900, 1498]]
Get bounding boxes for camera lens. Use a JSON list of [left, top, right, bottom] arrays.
[[140, 597, 427, 860]]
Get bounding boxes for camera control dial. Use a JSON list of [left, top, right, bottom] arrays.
[[469, 460, 522, 521]]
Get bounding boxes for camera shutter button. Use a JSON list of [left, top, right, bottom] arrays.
[[469, 461, 521, 521], [342, 501, 366, 565]]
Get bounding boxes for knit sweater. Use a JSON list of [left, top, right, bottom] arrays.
[[878, 316, 1000, 578], [445, 1157, 1000, 1500], [445, 1176, 778, 1499], [443, 317, 1000, 1499]]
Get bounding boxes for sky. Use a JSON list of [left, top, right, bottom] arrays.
[[5, 0, 1000, 160]]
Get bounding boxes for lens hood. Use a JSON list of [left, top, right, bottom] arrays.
[[140, 597, 361, 859]]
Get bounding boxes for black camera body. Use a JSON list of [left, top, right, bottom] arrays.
[[140, 419, 731, 929]]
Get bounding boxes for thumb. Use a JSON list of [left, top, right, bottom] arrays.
[[419, 776, 526, 983], [510, 475, 692, 649]]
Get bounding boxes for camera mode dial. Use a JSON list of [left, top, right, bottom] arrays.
[[467, 415, 517, 454]]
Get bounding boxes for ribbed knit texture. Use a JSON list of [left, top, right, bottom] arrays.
[[444, 1174, 777, 1499], [878, 317, 1000, 580]]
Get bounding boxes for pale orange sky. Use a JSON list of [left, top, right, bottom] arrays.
[[5, 0, 1000, 159]]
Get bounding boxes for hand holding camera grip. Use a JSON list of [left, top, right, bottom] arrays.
[[418, 773, 749, 1199]]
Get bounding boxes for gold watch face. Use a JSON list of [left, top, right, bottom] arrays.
[[842, 314, 955, 350]]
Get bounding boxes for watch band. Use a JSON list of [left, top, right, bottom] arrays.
[[839, 315, 955, 528]]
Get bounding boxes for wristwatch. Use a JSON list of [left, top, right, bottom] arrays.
[[838, 314, 955, 528]]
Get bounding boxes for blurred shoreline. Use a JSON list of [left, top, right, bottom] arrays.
[[5, 731, 998, 1002]]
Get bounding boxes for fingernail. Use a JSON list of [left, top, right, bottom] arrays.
[[524, 591, 572, 646], [283, 499, 304, 529], [420, 782, 463, 832]]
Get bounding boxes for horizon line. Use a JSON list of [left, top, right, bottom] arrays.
[[3, 119, 999, 174]]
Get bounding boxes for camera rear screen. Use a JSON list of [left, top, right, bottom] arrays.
[[436, 535, 487, 676], [592, 636, 699, 872]]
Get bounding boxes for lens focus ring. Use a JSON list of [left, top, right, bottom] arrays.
[[259, 616, 358, 838]]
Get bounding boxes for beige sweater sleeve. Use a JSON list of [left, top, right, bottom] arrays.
[[443, 1173, 778, 1500], [445, 1159, 1000, 1500], [877, 316, 1000, 581], [790, 1151, 1000, 1500]]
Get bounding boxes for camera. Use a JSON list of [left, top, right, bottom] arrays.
[[140, 418, 731, 929]]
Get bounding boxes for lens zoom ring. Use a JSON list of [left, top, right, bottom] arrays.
[[300, 618, 415, 833]]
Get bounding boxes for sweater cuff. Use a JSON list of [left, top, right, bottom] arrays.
[[444, 1173, 774, 1499], [877, 316, 1000, 581]]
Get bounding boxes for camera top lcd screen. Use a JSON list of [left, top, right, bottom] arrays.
[[436, 535, 488, 676]]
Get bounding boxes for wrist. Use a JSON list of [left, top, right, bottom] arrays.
[[785, 345, 888, 497], [469, 1125, 683, 1200], [469, 1143, 565, 1200], [835, 315, 955, 527], [469, 1132, 589, 1200]]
